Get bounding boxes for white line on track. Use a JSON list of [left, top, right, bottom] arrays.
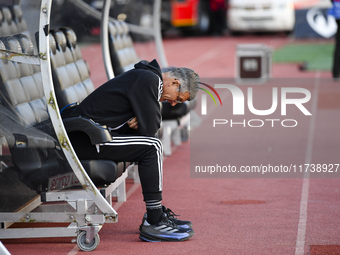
[[67, 246, 79, 255], [295, 72, 320, 255]]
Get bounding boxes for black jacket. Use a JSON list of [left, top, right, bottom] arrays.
[[72, 59, 163, 137]]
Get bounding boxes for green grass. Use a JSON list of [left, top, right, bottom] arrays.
[[272, 43, 334, 71]]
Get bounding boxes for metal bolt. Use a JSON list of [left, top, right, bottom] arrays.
[[108, 217, 113, 221], [25, 215, 30, 220], [49, 100, 53, 104], [86, 239, 90, 243], [86, 182, 90, 187], [85, 216, 91, 222], [42, 8, 47, 13], [63, 142, 67, 147], [5, 52, 9, 58], [70, 215, 74, 220]]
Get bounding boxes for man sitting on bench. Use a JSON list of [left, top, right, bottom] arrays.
[[71, 59, 199, 242]]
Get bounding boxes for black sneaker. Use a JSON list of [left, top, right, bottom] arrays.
[[139, 213, 193, 233], [162, 206, 193, 229], [139, 206, 193, 231], [139, 213, 194, 242]]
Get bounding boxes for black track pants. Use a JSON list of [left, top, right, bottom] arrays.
[[97, 135, 163, 201]]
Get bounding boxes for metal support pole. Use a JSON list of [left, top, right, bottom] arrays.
[[101, 0, 114, 80], [153, 0, 168, 68]]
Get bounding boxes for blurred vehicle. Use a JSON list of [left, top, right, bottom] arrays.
[[227, 0, 295, 34], [161, 0, 212, 35]]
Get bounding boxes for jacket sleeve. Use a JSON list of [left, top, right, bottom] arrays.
[[127, 72, 162, 137]]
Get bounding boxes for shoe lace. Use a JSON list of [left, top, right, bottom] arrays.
[[164, 208, 179, 219], [162, 214, 178, 228]]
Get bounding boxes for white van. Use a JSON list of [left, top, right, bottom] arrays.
[[227, 0, 296, 34]]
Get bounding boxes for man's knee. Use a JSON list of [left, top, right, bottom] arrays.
[[143, 137, 163, 157]]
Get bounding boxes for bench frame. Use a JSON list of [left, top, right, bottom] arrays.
[[0, 0, 161, 251]]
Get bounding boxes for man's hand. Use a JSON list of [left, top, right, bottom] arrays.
[[128, 117, 138, 130]]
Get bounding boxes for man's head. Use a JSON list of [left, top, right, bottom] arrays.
[[161, 67, 199, 106]]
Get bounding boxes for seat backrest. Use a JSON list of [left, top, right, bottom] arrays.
[[108, 20, 139, 76], [1, 7, 18, 35], [120, 21, 139, 66], [60, 27, 95, 98], [0, 35, 47, 127], [0, 9, 10, 37], [49, 29, 94, 109], [0, 34, 64, 192], [11, 5, 30, 37]]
